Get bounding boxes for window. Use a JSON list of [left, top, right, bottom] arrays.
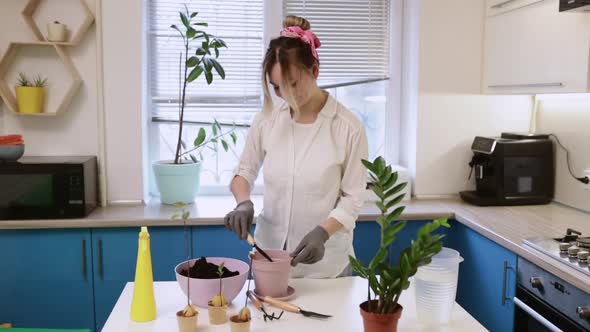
[[285, 0, 391, 159], [148, 0, 394, 196], [147, 0, 265, 195]]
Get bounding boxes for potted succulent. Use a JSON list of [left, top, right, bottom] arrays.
[[15, 73, 47, 114], [207, 262, 229, 324], [349, 156, 450, 332], [47, 20, 67, 42], [153, 5, 237, 205]]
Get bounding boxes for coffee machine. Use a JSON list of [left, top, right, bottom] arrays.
[[460, 132, 554, 206]]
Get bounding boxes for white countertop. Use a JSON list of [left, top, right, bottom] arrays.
[[101, 277, 486, 332]]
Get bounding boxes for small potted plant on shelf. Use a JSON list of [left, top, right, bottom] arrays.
[[47, 20, 67, 42], [16, 73, 47, 114], [350, 156, 450, 332], [153, 5, 237, 205], [208, 262, 229, 324]]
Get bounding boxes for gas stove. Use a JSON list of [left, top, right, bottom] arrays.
[[524, 228, 590, 278]]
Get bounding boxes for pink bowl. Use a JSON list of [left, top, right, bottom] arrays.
[[175, 257, 249, 308]]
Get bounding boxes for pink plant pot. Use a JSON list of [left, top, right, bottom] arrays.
[[175, 257, 249, 308], [251, 249, 291, 298]]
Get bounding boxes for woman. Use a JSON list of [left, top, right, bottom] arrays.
[[224, 15, 368, 278]]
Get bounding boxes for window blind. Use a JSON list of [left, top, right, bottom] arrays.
[[283, 0, 390, 86], [149, 0, 264, 119]]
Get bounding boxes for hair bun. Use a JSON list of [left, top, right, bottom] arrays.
[[283, 15, 311, 30]]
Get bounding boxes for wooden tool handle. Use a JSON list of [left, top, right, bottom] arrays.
[[247, 233, 256, 246], [263, 296, 300, 314], [246, 291, 263, 310]]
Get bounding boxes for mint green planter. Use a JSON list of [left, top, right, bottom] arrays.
[[153, 161, 201, 205]]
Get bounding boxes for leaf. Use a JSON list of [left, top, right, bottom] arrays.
[[182, 210, 190, 220], [196, 48, 207, 56], [186, 28, 197, 39], [170, 24, 184, 38], [212, 122, 218, 136], [361, 159, 376, 174], [382, 171, 398, 190], [187, 66, 204, 82], [221, 140, 229, 152], [385, 205, 405, 224], [400, 253, 411, 275], [202, 57, 213, 72], [194, 128, 206, 147], [186, 56, 198, 67], [190, 12, 198, 18], [384, 182, 407, 197], [374, 156, 386, 176], [384, 221, 406, 246], [368, 274, 380, 294], [180, 12, 190, 29], [189, 154, 198, 163], [230, 132, 237, 144], [209, 58, 226, 79], [348, 256, 368, 278], [205, 70, 213, 84], [193, 22, 209, 26], [215, 48, 219, 58], [171, 212, 181, 219], [215, 39, 227, 48], [385, 194, 406, 210], [369, 248, 388, 271]]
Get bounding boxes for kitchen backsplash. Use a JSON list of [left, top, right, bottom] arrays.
[[537, 95, 590, 213]]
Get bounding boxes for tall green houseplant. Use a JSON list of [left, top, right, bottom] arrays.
[[170, 6, 236, 164], [153, 6, 238, 205], [350, 156, 450, 329]]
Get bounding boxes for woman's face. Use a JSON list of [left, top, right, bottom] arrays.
[[269, 63, 319, 108]]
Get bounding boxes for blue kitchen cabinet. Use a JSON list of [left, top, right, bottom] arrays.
[[0, 229, 95, 330], [447, 221, 517, 332], [91, 226, 188, 332], [192, 225, 253, 263], [353, 221, 381, 266]]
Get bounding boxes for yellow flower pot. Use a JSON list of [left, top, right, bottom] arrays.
[[16, 86, 45, 114]]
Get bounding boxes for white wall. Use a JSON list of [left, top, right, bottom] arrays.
[[0, 0, 99, 158], [413, 0, 532, 197], [536, 96, 590, 211], [0, 0, 146, 205]]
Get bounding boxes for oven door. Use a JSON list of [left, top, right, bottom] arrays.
[[514, 287, 588, 332]]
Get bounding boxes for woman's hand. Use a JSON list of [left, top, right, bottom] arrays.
[[289, 226, 330, 266], [224, 200, 255, 240]]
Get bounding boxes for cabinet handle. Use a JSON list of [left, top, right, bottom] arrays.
[[488, 82, 563, 89], [98, 239, 103, 280], [491, 0, 517, 9], [81, 239, 87, 281], [502, 261, 514, 305]]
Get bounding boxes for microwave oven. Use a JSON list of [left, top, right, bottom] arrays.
[[0, 156, 98, 220]]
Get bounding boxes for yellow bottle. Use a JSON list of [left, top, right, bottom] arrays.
[[130, 226, 157, 322]]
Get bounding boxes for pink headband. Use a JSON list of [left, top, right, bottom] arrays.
[[280, 26, 321, 60]]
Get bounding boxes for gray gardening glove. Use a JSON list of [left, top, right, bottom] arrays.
[[289, 226, 330, 266], [224, 200, 254, 240]]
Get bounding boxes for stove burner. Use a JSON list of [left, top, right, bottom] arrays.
[[554, 228, 582, 243], [577, 237, 590, 249]]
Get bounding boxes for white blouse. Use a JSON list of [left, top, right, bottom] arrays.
[[234, 94, 368, 278]]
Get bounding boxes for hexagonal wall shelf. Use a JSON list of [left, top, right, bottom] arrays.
[[0, 42, 82, 116], [22, 0, 95, 45]]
